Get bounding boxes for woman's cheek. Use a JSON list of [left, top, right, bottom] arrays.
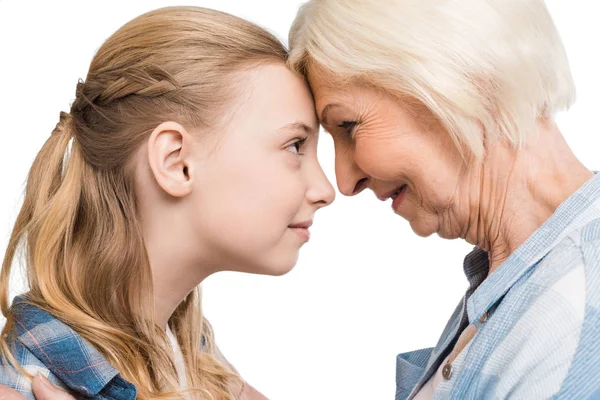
[[355, 136, 405, 180]]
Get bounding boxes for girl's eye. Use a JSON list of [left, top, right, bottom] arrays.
[[337, 121, 358, 138], [285, 137, 308, 155]]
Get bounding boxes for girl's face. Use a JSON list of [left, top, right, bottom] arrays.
[[187, 64, 335, 275]]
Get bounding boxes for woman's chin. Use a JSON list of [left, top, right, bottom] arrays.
[[409, 219, 436, 238]]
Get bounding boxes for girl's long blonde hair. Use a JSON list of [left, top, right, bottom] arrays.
[[0, 6, 287, 399]]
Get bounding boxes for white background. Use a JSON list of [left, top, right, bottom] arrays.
[[0, 1, 598, 399]]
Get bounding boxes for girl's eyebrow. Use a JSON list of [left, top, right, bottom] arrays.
[[277, 121, 317, 135]]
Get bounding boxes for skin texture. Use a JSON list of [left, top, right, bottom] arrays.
[[308, 68, 592, 273], [0, 64, 335, 400]]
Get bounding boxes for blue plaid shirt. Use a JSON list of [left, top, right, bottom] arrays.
[[396, 172, 600, 399], [0, 298, 137, 399]]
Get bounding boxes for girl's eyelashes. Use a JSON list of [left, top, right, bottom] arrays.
[[337, 120, 358, 138], [285, 137, 308, 155]]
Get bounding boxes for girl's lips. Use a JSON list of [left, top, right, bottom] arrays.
[[288, 220, 313, 242], [288, 220, 313, 229], [289, 227, 310, 241]]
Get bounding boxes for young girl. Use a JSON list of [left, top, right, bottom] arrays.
[[0, 6, 334, 399]]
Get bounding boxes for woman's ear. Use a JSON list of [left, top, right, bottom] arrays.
[[147, 121, 195, 198]]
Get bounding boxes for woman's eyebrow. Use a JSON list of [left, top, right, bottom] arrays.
[[320, 103, 341, 125]]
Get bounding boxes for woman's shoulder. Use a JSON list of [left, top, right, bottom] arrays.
[[515, 215, 600, 334], [488, 218, 600, 398], [547, 216, 600, 272], [572, 216, 600, 248]]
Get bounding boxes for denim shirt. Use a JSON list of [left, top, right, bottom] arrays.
[[396, 172, 600, 399], [0, 297, 137, 399]]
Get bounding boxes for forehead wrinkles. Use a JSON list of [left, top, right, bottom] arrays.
[[336, 83, 386, 118]]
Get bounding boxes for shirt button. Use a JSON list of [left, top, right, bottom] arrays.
[[442, 362, 453, 380], [479, 312, 489, 323]]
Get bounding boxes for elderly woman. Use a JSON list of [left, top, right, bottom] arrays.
[[287, 0, 600, 399]]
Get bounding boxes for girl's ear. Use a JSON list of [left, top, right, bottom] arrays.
[[147, 121, 195, 198]]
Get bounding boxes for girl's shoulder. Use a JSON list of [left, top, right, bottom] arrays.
[[0, 337, 65, 400], [1, 297, 136, 399]]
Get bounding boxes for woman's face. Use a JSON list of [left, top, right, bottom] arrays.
[[308, 70, 470, 239], [189, 64, 335, 275]]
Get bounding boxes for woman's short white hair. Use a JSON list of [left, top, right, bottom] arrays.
[[288, 0, 576, 159]]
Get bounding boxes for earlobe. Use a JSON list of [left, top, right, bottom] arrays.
[[147, 121, 194, 198]]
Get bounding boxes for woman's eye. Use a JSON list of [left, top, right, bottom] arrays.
[[285, 137, 307, 155], [337, 121, 357, 138]]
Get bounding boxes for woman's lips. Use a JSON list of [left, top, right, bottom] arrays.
[[376, 185, 409, 212], [391, 185, 408, 211]]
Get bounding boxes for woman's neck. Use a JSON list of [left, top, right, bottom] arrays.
[[464, 122, 593, 274]]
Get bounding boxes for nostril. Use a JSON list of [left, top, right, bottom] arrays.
[[353, 178, 368, 195]]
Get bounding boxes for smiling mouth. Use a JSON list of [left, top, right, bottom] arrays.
[[390, 185, 407, 200]]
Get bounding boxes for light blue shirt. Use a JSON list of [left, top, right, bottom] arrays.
[[396, 172, 600, 399]]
